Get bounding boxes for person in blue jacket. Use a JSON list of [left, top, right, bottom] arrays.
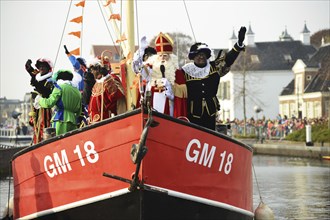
[[64, 45, 95, 126]]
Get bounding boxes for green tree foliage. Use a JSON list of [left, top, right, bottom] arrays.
[[286, 124, 330, 144]]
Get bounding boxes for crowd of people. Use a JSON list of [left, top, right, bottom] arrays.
[[226, 115, 329, 139], [25, 27, 247, 144]]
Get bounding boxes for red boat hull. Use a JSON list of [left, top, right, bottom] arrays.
[[11, 109, 253, 219]]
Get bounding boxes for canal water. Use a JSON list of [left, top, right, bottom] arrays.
[[1, 155, 329, 219]]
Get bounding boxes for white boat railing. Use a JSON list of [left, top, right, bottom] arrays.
[[0, 128, 32, 149], [0, 128, 16, 137]]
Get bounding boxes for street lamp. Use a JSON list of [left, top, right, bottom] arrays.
[[11, 110, 22, 144], [254, 105, 263, 143], [254, 105, 262, 120]]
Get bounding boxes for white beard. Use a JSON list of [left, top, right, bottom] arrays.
[[146, 54, 178, 86]]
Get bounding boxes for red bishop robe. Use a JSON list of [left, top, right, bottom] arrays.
[[88, 74, 126, 123], [173, 69, 188, 119]]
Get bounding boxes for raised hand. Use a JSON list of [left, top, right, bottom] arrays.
[[25, 59, 32, 69], [238, 26, 247, 46], [64, 45, 70, 54]]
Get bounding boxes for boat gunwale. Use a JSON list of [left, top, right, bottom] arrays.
[[11, 108, 253, 161]]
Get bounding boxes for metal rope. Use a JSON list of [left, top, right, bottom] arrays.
[[135, 0, 140, 49], [252, 162, 264, 203], [53, 0, 74, 69], [119, 0, 124, 58], [80, 2, 85, 55], [183, 0, 196, 42], [6, 164, 12, 219], [97, 0, 120, 55]]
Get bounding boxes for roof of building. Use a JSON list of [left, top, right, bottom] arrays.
[[301, 22, 310, 34], [305, 44, 330, 93], [281, 44, 330, 95], [280, 79, 295, 96], [0, 97, 21, 104], [90, 45, 139, 60], [90, 45, 122, 61], [227, 40, 317, 71]]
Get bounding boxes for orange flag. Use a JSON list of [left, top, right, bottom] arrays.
[[130, 74, 140, 90], [68, 31, 81, 38], [116, 33, 127, 43], [109, 14, 121, 21], [104, 0, 116, 7], [70, 16, 83, 24], [70, 48, 80, 56], [75, 0, 85, 7]]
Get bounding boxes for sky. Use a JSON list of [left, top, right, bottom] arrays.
[[1, 0, 329, 100]]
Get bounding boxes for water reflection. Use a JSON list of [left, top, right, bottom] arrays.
[[253, 155, 330, 220]]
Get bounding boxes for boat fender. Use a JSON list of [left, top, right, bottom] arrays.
[[254, 201, 274, 220], [0, 196, 13, 220]]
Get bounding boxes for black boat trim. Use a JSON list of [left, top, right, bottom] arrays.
[[17, 185, 254, 219]]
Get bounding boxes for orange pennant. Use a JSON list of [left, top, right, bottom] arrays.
[[116, 34, 127, 43], [130, 74, 140, 90], [70, 48, 80, 56], [104, 0, 116, 7], [70, 16, 83, 24], [109, 14, 121, 21], [75, 0, 85, 7], [68, 31, 81, 38]]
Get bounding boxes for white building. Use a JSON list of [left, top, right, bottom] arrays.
[[216, 23, 317, 121], [279, 42, 330, 119]]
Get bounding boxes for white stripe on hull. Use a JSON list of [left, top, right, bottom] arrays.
[[18, 185, 254, 219]]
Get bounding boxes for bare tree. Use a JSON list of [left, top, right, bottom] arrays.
[[232, 48, 265, 136]]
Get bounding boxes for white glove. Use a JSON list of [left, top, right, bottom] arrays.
[[162, 78, 174, 100], [132, 36, 148, 73], [33, 95, 41, 109], [140, 36, 148, 52]]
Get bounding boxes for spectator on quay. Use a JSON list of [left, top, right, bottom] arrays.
[[21, 123, 28, 135]]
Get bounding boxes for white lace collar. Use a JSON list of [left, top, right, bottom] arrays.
[[182, 61, 210, 78], [57, 80, 72, 86], [35, 71, 53, 82]]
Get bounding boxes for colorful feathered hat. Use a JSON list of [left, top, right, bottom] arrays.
[[35, 58, 53, 71], [188, 43, 211, 60]]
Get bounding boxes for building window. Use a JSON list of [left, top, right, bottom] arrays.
[[219, 81, 230, 100], [295, 75, 303, 94], [307, 101, 314, 118], [314, 101, 321, 118], [250, 55, 260, 63], [306, 75, 312, 81], [282, 103, 289, 117], [325, 100, 330, 118], [289, 102, 295, 117], [283, 54, 292, 62]]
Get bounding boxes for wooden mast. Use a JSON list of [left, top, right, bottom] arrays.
[[102, 0, 137, 110], [125, 0, 137, 110]]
